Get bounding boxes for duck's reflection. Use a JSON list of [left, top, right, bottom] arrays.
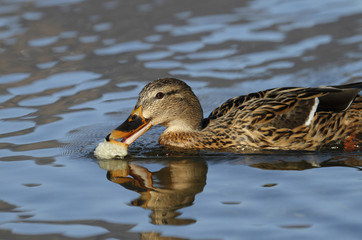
[[98, 158, 207, 225], [242, 154, 362, 171], [98, 152, 361, 227]]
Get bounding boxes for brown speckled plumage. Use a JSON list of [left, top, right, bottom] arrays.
[[113, 78, 362, 151]]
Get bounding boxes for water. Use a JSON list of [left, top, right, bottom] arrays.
[[0, 0, 362, 239]]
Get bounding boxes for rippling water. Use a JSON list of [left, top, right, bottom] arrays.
[[1, 0, 362, 239]]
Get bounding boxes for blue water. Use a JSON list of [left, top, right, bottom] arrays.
[[0, 0, 361, 239]]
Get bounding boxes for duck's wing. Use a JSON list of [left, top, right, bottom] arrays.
[[202, 90, 265, 128], [207, 86, 316, 120], [238, 85, 361, 129], [207, 89, 271, 120]]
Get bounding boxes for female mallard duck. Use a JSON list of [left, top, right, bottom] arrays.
[[106, 78, 361, 151]]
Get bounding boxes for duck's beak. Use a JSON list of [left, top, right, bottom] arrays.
[[106, 106, 152, 145]]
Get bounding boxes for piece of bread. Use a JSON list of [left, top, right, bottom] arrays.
[[94, 140, 128, 159]]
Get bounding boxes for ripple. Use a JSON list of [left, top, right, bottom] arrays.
[[179, 35, 331, 73], [1, 222, 108, 238], [0, 28, 24, 40], [22, 11, 43, 21], [145, 60, 182, 69], [154, 24, 174, 32], [0, 120, 35, 134], [174, 11, 192, 20], [203, 24, 284, 44], [0, 4, 19, 15], [171, 23, 224, 37], [94, 40, 153, 56], [59, 31, 78, 39], [52, 45, 68, 53], [170, 14, 241, 37], [0, 15, 18, 28], [0, 14, 26, 40], [93, 22, 112, 32], [185, 49, 238, 60], [28, 36, 59, 47], [240, 0, 362, 33], [102, 38, 116, 45], [60, 54, 86, 61], [0, 147, 59, 159], [19, 96, 58, 107], [0, 107, 35, 119], [36, 61, 58, 69], [168, 41, 204, 53], [0, 73, 30, 84], [79, 35, 99, 43], [0, 94, 13, 103], [35, 0, 85, 7], [189, 14, 241, 25], [338, 34, 362, 45], [53, 79, 110, 98], [170, 69, 245, 80], [144, 34, 162, 42], [8, 71, 102, 95], [137, 51, 173, 61]]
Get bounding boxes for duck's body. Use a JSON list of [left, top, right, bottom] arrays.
[[107, 78, 361, 151]]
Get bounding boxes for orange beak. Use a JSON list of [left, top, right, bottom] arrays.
[[106, 106, 152, 145]]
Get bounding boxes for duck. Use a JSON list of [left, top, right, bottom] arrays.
[[106, 78, 361, 151]]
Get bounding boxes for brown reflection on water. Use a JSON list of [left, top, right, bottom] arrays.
[[243, 154, 362, 171], [98, 159, 207, 225]]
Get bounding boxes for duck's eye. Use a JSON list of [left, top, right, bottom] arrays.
[[155, 92, 164, 99]]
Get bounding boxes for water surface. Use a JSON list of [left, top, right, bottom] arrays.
[[0, 0, 362, 239]]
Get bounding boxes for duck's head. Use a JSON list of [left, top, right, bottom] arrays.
[[106, 78, 203, 145]]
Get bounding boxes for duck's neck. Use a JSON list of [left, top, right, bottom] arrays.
[[159, 118, 202, 147], [159, 94, 205, 148], [159, 130, 202, 149], [163, 118, 203, 133]]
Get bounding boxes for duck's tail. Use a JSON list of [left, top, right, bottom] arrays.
[[331, 82, 362, 90], [317, 82, 361, 112]]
